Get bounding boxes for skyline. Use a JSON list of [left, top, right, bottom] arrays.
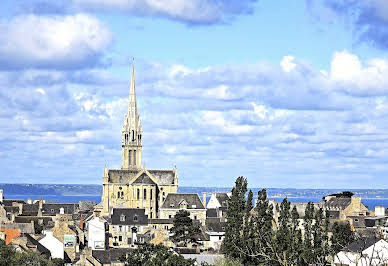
[[1, 0, 388, 188]]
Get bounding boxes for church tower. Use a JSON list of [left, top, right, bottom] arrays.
[[121, 64, 142, 169]]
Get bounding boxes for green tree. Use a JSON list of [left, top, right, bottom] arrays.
[[331, 221, 354, 254], [170, 209, 201, 247], [120, 243, 196, 266], [222, 176, 247, 260]]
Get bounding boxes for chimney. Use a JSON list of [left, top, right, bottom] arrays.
[[27, 198, 32, 204], [202, 192, 207, 208]]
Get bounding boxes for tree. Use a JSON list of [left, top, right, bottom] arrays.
[[120, 243, 196, 266], [222, 176, 247, 260], [170, 209, 201, 247], [331, 221, 354, 254]]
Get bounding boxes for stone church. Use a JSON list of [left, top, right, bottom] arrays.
[[101, 65, 178, 218]]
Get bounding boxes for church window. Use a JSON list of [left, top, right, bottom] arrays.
[[194, 215, 197, 220], [120, 215, 125, 222], [129, 150, 132, 165], [132, 130, 135, 141], [117, 192, 120, 198], [134, 150, 136, 165], [137, 189, 140, 200], [144, 189, 147, 200], [150, 189, 153, 200], [150, 212, 153, 218]]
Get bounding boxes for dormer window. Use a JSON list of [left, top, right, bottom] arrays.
[[120, 214, 125, 222], [134, 215, 138, 222], [170, 203, 175, 208]]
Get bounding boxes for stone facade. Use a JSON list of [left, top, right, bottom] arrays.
[[101, 65, 178, 218]]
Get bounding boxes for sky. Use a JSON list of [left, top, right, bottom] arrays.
[[1, 0, 388, 188]]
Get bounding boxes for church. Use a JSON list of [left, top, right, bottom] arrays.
[[101, 65, 178, 218]]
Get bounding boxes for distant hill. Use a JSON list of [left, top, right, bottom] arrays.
[[0, 184, 101, 196]]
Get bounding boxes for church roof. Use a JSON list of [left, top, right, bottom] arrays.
[[132, 173, 156, 185], [107, 169, 176, 185]]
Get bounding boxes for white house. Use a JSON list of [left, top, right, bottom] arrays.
[[87, 216, 106, 250], [334, 238, 388, 266], [39, 231, 64, 259]]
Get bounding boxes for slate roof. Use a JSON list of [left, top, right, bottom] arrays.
[[108, 169, 176, 185], [149, 218, 173, 224], [215, 193, 229, 207], [160, 193, 205, 209], [41, 203, 78, 216], [4, 206, 20, 214], [205, 218, 226, 232], [344, 237, 381, 252], [25, 233, 51, 259], [92, 248, 132, 264], [21, 203, 39, 216], [206, 209, 218, 218], [324, 197, 351, 209], [132, 173, 156, 185], [14, 216, 52, 226], [111, 208, 148, 225], [3, 199, 25, 206]]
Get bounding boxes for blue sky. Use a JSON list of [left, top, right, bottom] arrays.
[[1, 0, 388, 188]]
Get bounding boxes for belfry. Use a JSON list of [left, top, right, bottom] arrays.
[[101, 64, 178, 218]]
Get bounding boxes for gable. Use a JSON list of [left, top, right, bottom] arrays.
[[132, 173, 156, 185]]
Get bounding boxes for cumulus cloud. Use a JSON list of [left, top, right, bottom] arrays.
[[0, 14, 113, 70], [308, 0, 388, 49], [3, 52, 388, 187], [18, 0, 259, 25]]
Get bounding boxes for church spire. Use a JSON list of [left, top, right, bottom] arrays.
[[122, 61, 142, 169]]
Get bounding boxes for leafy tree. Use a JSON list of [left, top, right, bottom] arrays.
[[241, 189, 254, 265], [120, 243, 196, 266], [331, 221, 354, 254], [170, 209, 201, 247]]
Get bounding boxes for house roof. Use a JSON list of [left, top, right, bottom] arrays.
[[111, 208, 148, 225], [215, 193, 229, 207], [206, 209, 218, 218], [161, 193, 205, 209], [92, 248, 132, 264], [205, 218, 226, 232], [41, 203, 78, 216], [344, 237, 381, 252], [4, 206, 20, 214], [21, 203, 39, 216], [3, 199, 25, 206], [325, 197, 351, 209], [25, 234, 51, 258]]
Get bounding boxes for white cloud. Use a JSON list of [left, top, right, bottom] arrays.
[[0, 14, 113, 69], [280, 56, 297, 72]]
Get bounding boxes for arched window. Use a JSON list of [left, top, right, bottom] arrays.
[[137, 189, 140, 200], [132, 130, 135, 141], [134, 150, 137, 165], [144, 189, 147, 200], [129, 150, 132, 165], [117, 192, 120, 198]]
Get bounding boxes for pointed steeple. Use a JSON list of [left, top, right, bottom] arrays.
[[122, 61, 143, 169]]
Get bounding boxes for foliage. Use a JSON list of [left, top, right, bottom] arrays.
[[223, 176, 354, 266], [330, 221, 354, 254], [170, 209, 201, 246], [120, 243, 196, 266], [34, 221, 43, 234], [0, 239, 55, 266], [212, 257, 243, 266], [222, 176, 247, 260], [328, 191, 354, 198]]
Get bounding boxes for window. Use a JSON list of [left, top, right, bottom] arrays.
[[219, 236, 222, 240], [132, 130, 135, 141], [51, 209, 54, 213], [354, 218, 359, 222], [129, 150, 132, 165], [144, 189, 147, 200], [117, 192, 120, 198], [150, 189, 153, 200], [150, 212, 153, 218], [137, 189, 140, 200], [134, 215, 138, 222], [153, 225, 157, 229], [120, 215, 125, 222], [164, 225, 169, 230], [168, 215, 172, 219], [119, 236, 122, 242], [134, 150, 136, 165], [118, 226, 122, 232], [194, 215, 197, 220]]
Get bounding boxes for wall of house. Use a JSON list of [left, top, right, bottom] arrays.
[[159, 209, 206, 225], [88, 217, 106, 250], [39, 231, 64, 259]]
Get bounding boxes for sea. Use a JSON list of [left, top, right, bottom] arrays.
[[4, 194, 388, 210]]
